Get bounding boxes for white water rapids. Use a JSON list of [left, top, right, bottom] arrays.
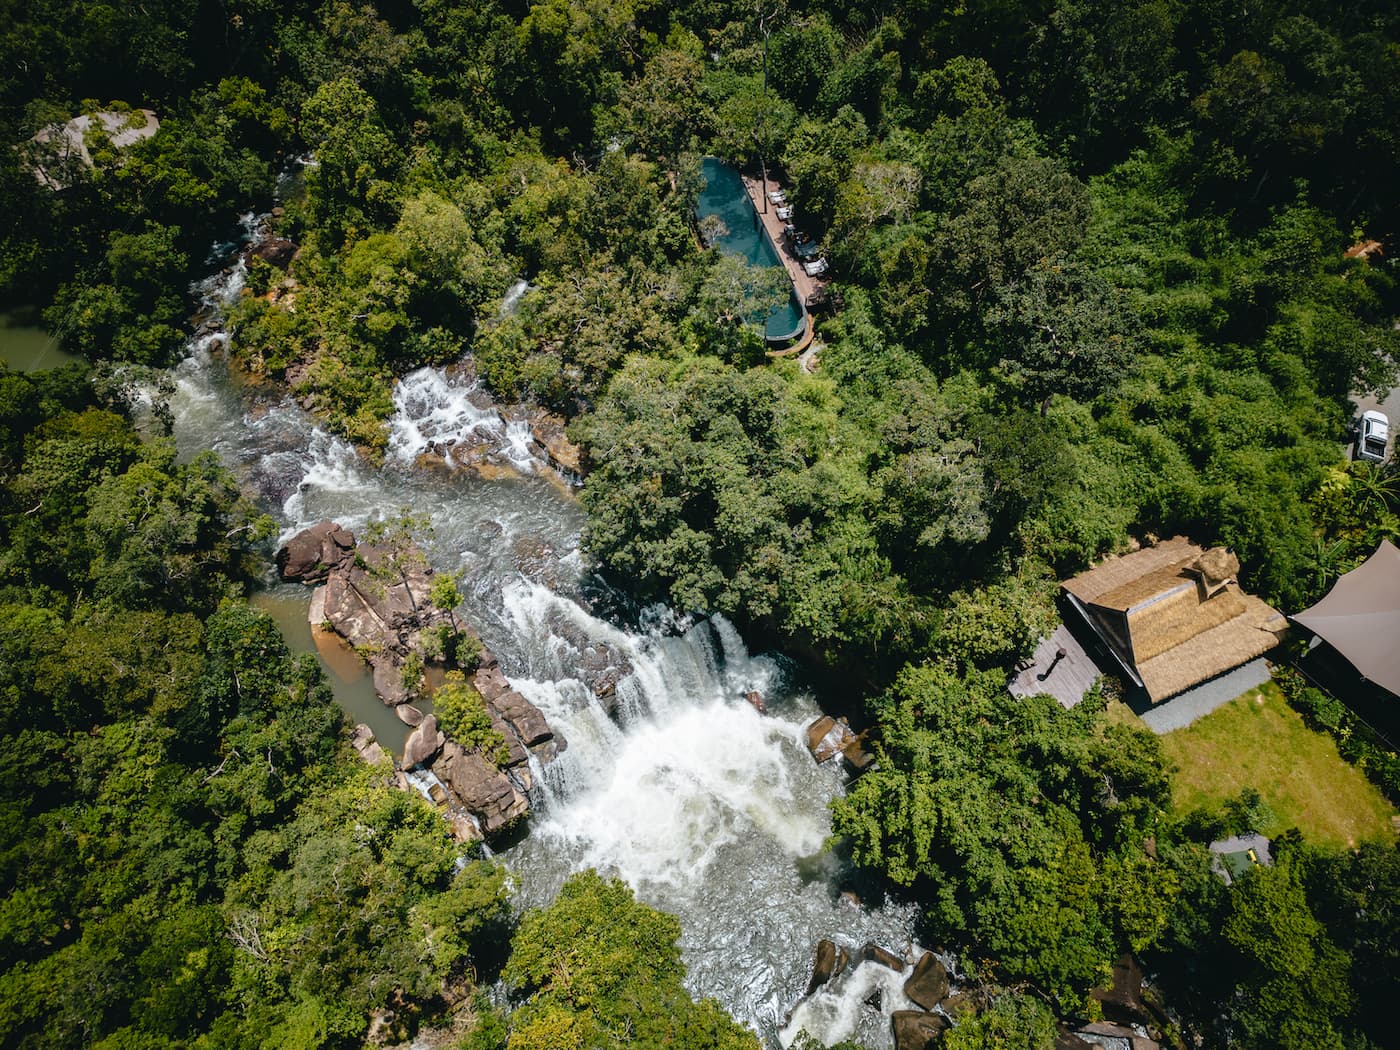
[[148, 213, 923, 1047]]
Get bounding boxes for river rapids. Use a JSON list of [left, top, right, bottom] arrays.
[[147, 211, 922, 1047]]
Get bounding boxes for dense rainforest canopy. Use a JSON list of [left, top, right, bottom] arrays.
[[1, 0, 1399, 1048]]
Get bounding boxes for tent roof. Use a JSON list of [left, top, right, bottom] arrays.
[[1292, 540, 1400, 697]]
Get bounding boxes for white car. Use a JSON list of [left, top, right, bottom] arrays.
[[1357, 410, 1389, 462], [802, 257, 829, 277]]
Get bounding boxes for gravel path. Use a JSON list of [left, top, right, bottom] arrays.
[[1137, 658, 1273, 734]]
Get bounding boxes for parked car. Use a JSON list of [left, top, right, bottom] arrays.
[[1357, 410, 1390, 462]]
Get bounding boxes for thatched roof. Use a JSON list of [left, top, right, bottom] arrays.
[[1292, 539, 1400, 697], [1063, 537, 1286, 702]]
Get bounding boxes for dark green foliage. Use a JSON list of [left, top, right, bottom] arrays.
[[832, 668, 1174, 1004], [502, 871, 759, 1050], [0, 374, 505, 1048], [4, 0, 1400, 1044], [1151, 833, 1396, 1049], [940, 989, 1057, 1049], [433, 671, 508, 766]]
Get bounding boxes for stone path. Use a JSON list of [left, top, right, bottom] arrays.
[[1136, 658, 1273, 734]]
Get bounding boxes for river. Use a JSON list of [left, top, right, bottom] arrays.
[[145, 213, 922, 1047], [0, 308, 81, 372]]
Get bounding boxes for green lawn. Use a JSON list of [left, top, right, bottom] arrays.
[[1123, 683, 1397, 849]]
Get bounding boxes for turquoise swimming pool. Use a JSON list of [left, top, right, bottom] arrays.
[[695, 158, 806, 344]]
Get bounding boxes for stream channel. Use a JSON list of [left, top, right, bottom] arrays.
[[134, 211, 923, 1047]]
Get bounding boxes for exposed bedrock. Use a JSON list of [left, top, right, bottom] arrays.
[[278, 521, 565, 840]]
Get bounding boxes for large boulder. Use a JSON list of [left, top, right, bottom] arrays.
[[403, 714, 445, 769], [903, 952, 949, 1011], [371, 656, 411, 707], [431, 742, 528, 835], [276, 520, 355, 583], [805, 939, 849, 996], [891, 1010, 948, 1050], [349, 723, 389, 767], [860, 942, 906, 973], [807, 715, 857, 763], [491, 686, 555, 748], [250, 237, 298, 269]]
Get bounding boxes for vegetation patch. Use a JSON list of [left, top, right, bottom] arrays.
[[1156, 682, 1396, 848]]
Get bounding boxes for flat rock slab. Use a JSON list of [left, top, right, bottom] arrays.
[[403, 714, 445, 769], [806, 939, 846, 996]]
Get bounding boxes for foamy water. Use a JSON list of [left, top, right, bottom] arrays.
[[146, 207, 922, 1047]]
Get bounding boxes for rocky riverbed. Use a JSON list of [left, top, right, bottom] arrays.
[[277, 519, 571, 841]]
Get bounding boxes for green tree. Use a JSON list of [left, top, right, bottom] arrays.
[[431, 671, 507, 766], [301, 76, 397, 247], [941, 989, 1056, 1050], [504, 871, 758, 1050], [988, 258, 1141, 414]]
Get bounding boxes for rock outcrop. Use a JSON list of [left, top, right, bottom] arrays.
[[431, 741, 529, 836], [806, 715, 854, 762], [859, 942, 906, 972], [403, 714, 445, 769], [903, 952, 949, 1011], [247, 237, 298, 269], [278, 521, 563, 841], [805, 939, 849, 996], [805, 714, 876, 774], [891, 1009, 948, 1050], [350, 723, 389, 767], [276, 519, 355, 584], [527, 411, 583, 475]]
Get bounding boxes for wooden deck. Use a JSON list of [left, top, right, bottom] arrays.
[[1008, 622, 1102, 709]]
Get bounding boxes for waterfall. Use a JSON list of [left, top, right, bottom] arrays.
[[148, 209, 919, 1048]]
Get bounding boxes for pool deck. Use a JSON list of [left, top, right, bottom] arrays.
[[741, 173, 827, 316]]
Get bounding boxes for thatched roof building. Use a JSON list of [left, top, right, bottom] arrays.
[[1062, 537, 1287, 703]]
